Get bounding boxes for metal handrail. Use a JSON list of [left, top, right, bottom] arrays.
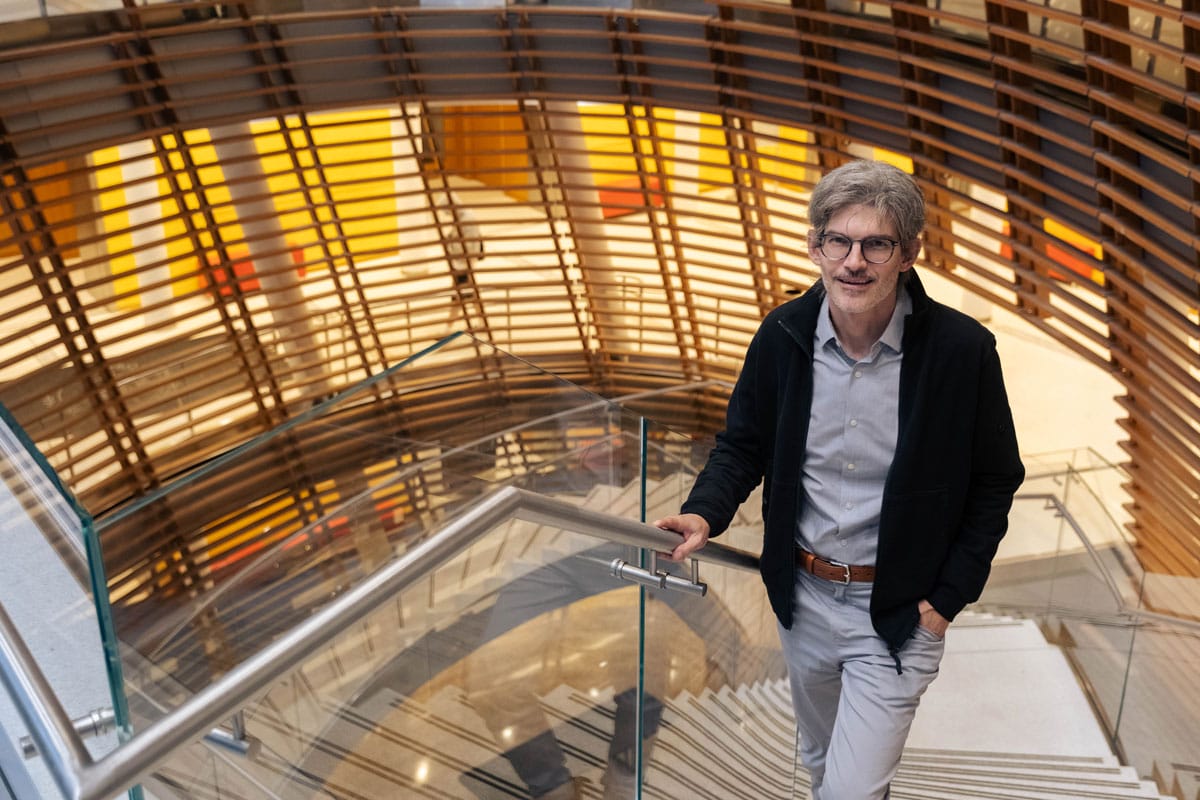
[[0, 485, 758, 800], [9, 455, 1194, 798], [1016, 492, 1131, 613], [127, 378, 734, 663], [1012, 491, 1200, 633]]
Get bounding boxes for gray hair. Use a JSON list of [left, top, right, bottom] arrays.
[[807, 160, 926, 244]]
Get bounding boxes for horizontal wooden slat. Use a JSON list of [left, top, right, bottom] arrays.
[[0, 0, 1195, 611]]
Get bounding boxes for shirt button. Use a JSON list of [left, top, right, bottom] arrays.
[[847, 463, 856, 471], [853, 370, 863, 379], [849, 419, 858, 427], [844, 502, 853, 510]]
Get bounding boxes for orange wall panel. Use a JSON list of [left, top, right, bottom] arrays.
[[0, 160, 79, 259], [439, 105, 532, 198]]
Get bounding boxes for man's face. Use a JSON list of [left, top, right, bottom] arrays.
[[810, 203, 917, 323]]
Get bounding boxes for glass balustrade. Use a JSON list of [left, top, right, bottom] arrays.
[[148, 510, 648, 798], [989, 475, 1135, 618], [1011, 448, 1145, 612], [100, 332, 642, 711], [135, 397, 778, 800], [634, 417, 793, 799], [103, 355, 1200, 799], [6, 331, 1200, 799], [1109, 617, 1200, 793], [980, 452, 1199, 796], [0, 405, 132, 799], [115, 387, 702, 796], [90, 338, 785, 799]]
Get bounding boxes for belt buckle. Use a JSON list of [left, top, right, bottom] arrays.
[[827, 558, 852, 584]]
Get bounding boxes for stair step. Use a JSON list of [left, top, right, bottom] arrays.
[[178, 480, 1179, 800]]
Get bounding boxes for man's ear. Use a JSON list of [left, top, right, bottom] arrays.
[[900, 237, 922, 269]]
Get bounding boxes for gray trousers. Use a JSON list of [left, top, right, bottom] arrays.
[[777, 570, 945, 800]]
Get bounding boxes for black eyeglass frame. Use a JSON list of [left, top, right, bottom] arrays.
[[815, 234, 902, 264]]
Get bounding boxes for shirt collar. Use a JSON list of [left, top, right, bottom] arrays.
[[880, 287, 911, 354], [815, 296, 838, 348], [815, 282, 912, 356]]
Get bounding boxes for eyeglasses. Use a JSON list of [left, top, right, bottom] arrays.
[[817, 234, 901, 264]]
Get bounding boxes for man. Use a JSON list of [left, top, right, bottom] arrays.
[[654, 160, 1025, 799]]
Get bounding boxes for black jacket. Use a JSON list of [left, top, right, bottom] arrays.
[[681, 270, 1025, 653]]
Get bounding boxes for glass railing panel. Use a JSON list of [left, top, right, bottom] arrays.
[[1015, 451, 1144, 606], [141, 736, 279, 799], [984, 465, 1137, 619], [0, 406, 130, 799], [978, 452, 1200, 800], [104, 333, 639, 719], [1039, 456, 1197, 625], [1038, 613, 1137, 765], [1106, 618, 1200, 794], [635, 417, 794, 799], [235, 507, 643, 799], [1053, 457, 1144, 607]]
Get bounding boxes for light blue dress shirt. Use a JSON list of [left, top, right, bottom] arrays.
[[797, 289, 912, 567]]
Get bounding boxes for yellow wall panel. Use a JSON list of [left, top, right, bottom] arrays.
[[696, 112, 733, 188], [301, 110, 405, 261], [582, 104, 639, 179], [872, 148, 914, 174], [91, 146, 141, 309], [81, 105, 811, 308], [757, 124, 811, 187]]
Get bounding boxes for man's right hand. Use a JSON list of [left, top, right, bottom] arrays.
[[651, 513, 711, 562]]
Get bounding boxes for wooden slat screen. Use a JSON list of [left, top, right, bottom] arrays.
[[0, 0, 1195, 593]]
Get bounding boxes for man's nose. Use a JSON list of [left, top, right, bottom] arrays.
[[843, 240, 869, 265]]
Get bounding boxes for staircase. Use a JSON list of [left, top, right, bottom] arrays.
[[1053, 616, 1200, 799], [141, 604, 1176, 799], [150, 667, 1174, 799], [892, 751, 1168, 799], [130, 473, 1179, 799]]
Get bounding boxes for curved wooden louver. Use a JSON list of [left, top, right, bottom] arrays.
[[0, 0, 1196, 591]]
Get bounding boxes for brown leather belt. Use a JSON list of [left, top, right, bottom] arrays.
[[796, 548, 876, 584]]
